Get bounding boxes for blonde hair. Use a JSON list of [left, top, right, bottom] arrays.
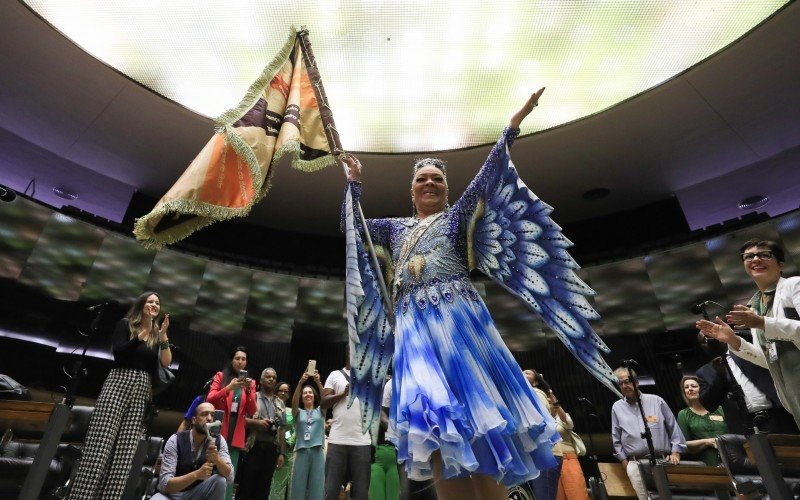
[[126, 291, 160, 349]]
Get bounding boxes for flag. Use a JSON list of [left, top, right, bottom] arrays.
[[134, 27, 338, 248]]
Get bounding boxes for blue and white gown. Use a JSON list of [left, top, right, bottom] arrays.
[[342, 127, 618, 486]]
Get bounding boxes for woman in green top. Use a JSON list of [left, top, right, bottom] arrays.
[[677, 376, 728, 466], [269, 382, 295, 500]]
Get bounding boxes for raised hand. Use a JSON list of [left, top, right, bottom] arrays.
[[696, 317, 740, 350], [509, 87, 545, 129], [342, 154, 363, 182]]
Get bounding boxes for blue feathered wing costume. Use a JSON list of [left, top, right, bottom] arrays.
[[343, 127, 619, 485]]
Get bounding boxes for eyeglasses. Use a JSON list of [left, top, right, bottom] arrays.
[[618, 379, 634, 387], [741, 251, 774, 262]]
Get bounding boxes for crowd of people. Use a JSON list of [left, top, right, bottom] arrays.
[[60, 88, 800, 500]]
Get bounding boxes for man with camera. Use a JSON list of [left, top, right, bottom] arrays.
[[152, 402, 233, 499], [238, 367, 286, 500]]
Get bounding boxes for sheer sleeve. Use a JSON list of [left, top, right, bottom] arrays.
[[451, 127, 520, 221]]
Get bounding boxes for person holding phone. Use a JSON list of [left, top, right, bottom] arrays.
[[207, 346, 256, 500], [291, 369, 325, 500], [68, 292, 171, 499]]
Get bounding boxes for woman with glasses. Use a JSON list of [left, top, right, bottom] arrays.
[[290, 370, 325, 500], [677, 376, 728, 466], [697, 238, 800, 428], [269, 382, 295, 500]]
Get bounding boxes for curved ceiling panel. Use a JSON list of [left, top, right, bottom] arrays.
[[22, 0, 788, 152]]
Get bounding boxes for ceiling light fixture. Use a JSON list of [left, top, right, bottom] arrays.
[[0, 184, 17, 203], [52, 187, 78, 201], [737, 195, 769, 210]]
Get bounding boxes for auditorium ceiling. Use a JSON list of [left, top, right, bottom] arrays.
[[0, 1, 799, 238]]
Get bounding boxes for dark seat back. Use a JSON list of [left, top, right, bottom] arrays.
[[716, 433, 756, 475], [61, 405, 94, 442]]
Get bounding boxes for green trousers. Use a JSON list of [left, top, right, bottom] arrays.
[[227, 447, 239, 500], [369, 444, 400, 500]]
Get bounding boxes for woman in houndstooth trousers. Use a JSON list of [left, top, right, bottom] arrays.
[[68, 291, 172, 499]]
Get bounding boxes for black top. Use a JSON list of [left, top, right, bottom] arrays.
[[112, 318, 158, 371]]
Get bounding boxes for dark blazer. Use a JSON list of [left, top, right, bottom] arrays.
[[696, 352, 788, 435]]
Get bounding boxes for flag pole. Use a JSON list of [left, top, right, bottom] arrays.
[[297, 27, 395, 317]]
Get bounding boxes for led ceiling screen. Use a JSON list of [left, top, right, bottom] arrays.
[[22, 0, 788, 152]]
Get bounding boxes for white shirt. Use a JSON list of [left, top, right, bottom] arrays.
[[324, 369, 371, 446], [726, 353, 772, 412]]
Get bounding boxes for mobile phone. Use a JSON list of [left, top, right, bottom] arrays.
[[306, 360, 316, 376], [238, 370, 248, 380]]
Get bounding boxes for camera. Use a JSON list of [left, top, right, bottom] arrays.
[[238, 370, 248, 380]]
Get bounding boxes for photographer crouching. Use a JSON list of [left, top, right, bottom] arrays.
[[152, 402, 233, 499]]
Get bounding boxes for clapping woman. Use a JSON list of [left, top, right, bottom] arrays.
[[68, 292, 171, 499]]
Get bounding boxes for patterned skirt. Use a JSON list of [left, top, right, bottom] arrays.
[[389, 278, 559, 486]]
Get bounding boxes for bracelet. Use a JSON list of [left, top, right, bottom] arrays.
[[552, 401, 561, 407], [159, 340, 170, 349]]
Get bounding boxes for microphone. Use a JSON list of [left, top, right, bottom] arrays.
[[621, 359, 639, 369], [87, 299, 119, 312], [577, 397, 593, 406], [691, 301, 709, 314]]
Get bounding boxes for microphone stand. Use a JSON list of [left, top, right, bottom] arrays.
[[625, 362, 657, 467], [578, 398, 608, 500], [19, 305, 112, 500]]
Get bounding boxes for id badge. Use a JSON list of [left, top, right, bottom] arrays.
[[231, 401, 239, 413], [767, 342, 778, 363], [304, 430, 311, 441]]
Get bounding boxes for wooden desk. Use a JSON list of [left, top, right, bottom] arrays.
[[598, 462, 637, 498], [652, 464, 732, 500], [745, 434, 800, 468], [0, 400, 56, 434]]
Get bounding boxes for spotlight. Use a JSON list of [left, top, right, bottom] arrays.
[[0, 184, 17, 203]]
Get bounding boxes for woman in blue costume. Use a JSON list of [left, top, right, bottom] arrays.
[[341, 89, 617, 499]]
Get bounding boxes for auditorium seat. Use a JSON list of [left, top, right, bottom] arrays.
[[0, 405, 93, 498], [716, 433, 800, 499]]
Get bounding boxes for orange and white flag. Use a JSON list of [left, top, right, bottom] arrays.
[[135, 27, 339, 248]]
